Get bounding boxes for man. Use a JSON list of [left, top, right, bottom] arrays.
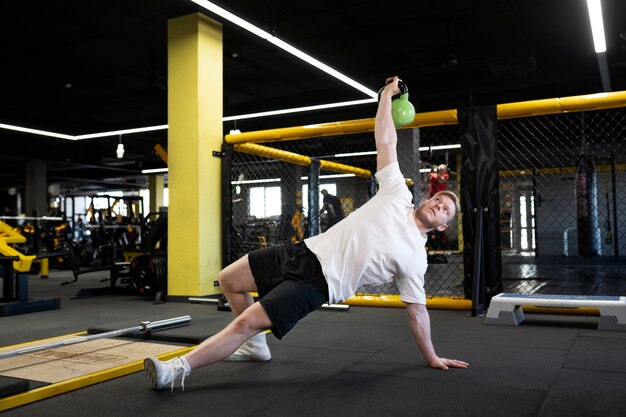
[[428, 164, 450, 247], [429, 164, 449, 198], [143, 76, 468, 391], [319, 189, 344, 228]]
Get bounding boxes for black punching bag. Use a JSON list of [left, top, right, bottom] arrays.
[[576, 152, 601, 257]]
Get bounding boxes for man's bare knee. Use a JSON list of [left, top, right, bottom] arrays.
[[217, 270, 231, 291], [231, 317, 254, 336], [229, 303, 272, 335], [217, 256, 256, 294]]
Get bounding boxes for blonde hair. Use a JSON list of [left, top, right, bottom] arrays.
[[432, 190, 460, 222]]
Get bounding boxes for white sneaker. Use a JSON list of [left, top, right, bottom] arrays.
[[224, 333, 271, 362], [144, 356, 190, 391]]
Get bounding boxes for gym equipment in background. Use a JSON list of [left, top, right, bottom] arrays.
[[0, 219, 67, 316], [129, 210, 168, 303], [576, 144, 601, 257], [66, 210, 168, 303], [130, 254, 167, 303]]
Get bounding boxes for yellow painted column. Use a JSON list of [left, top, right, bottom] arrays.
[[168, 13, 223, 296], [148, 174, 164, 213]]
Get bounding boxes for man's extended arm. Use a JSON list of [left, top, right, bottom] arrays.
[[406, 303, 469, 370], [374, 76, 400, 172]]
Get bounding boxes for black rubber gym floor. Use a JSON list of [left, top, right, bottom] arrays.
[[1, 270, 626, 416]]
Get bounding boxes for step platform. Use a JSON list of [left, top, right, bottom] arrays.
[[485, 293, 626, 331]]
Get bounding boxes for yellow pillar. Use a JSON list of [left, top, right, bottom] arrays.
[[167, 13, 223, 296], [148, 174, 164, 213]]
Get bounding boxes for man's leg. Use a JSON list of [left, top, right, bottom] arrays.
[[185, 254, 272, 367], [218, 254, 258, 317], [144, 302, 272, 390], [184, 301, 273, 368], [144, 255, 272, 389]]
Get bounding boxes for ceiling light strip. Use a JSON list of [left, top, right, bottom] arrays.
[[146, 171, 358, 179], [1, 1, 383, 141], [75, 124, 169, 140], [141, 168, 169, 174], [334, 145, 460, 158], [334, 151, 377, 157], [301, 173, 355, 180], [232, 178, 281, 185], [427, 144, 461, 151], [189, 0, 377, 98], [1, 97, 377, 139], [586, 0, 606, 53], [0, 123, 74, 140]]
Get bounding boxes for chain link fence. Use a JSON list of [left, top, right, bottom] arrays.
[[225, 103, 626, 303], [228, 135, 374, 261], [498, 107, 626, 296], [227, 126, 466, 299]]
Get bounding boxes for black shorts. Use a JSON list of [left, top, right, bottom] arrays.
[[248, 241, 329, 339]]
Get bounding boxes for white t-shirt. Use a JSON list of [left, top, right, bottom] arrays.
[[304, 162, 428, 304]]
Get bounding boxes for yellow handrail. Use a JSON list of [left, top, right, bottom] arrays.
[[225, 91, 626, 144], [233, 143, 372, 178]]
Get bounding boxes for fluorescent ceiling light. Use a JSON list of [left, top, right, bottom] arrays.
[[335, 145, 461, 158], [1, 2, 380, 140], [189, 0, 377, 99], [301, 174, 355, 180], [0, 123, 74, 140], [334, 151, 377, 158], [0, 123, 169, 141], [1, 99, 376, 140], [418, 144, 461, 151], [232, 173, 356, 184], [1, 97, 375, 139], [76, 125, 168, 140], [586, 0, 606, 53], [141, 168, 169, 174], [425, 144, 461, 151], [223, 98, 376, 121], [232, 178, 281, 185]]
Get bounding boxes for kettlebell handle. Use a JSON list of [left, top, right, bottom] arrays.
[[377, 80, 409, 102], [393, 81, 409, 101]]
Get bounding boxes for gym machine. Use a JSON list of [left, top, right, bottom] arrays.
[[0, 219, 63, 316]]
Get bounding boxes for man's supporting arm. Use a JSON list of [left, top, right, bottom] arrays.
[[406, 303, 469, 370]]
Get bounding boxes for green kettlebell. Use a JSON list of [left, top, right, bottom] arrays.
[[391, 81, 416, 127], [378, 81, 415, 127], [379, 81, 416, 127]]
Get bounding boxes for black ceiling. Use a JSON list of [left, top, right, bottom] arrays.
[[1, 0, 625, 194]]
